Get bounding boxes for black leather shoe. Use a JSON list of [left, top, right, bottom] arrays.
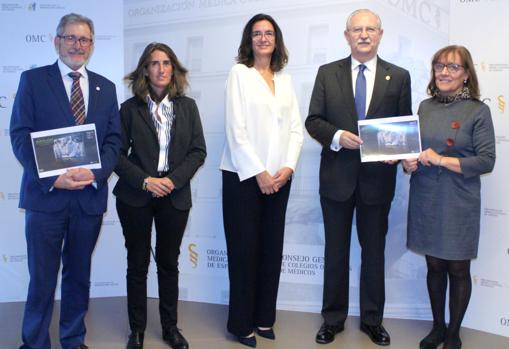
[[238, 335, 257, 348], [360, 323, 390, 346], [73, 345, 89, 349], [127, 331, 144, 349], [255, 327, 275, 340], [419, 325, 446, 349], [315, 322, 344, 344], [163, 327, 189, 349]]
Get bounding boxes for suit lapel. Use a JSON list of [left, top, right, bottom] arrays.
[[367, 58, 390, 117], [47, 62, 75, 123], [336, 57, 358, 122], [137, 99, 159, 141], [86, 70, 98, 124]]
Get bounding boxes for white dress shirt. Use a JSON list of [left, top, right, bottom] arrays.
[[220, 64, 304, 181], [330, 56, 377, 151], [146, 94, 174, 172], [58, 59, 89, 117]]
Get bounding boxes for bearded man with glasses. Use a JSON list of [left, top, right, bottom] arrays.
[[10, 13, 121, 349]]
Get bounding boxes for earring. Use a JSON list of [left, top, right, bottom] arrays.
[[463, 79, 467, 84]]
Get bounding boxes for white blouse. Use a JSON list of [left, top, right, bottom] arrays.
[[220, 63, 304, 181]]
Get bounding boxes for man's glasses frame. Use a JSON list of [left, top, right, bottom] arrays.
[[58, 35, 93, 47]]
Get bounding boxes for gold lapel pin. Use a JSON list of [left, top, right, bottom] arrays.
[[385, 75, 391, 81]]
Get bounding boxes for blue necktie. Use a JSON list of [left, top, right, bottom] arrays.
[[355, 64, 367, 120]]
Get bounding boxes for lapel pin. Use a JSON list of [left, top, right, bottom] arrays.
[[385, 75, 391, 81], [96, 86, 100, 91]]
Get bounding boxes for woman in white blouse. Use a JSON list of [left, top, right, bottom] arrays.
[[220, 13, 303, 348]]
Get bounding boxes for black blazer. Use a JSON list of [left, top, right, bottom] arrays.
[[305, 56, 412, 205], [113, 95, 206, 210]]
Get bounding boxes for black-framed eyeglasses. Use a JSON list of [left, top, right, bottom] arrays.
[[433, 63, 464, 73], [58, 35, 93, 47]]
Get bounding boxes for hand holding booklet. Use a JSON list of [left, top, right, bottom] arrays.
[[358, 115, 422, 163], [30, 124, 102, 178]]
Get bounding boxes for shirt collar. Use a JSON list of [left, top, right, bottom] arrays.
[[146, 93, 172, 108], [58, 58, 88, 79], [351, 55, 377, 72]]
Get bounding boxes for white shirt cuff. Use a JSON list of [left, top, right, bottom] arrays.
[[330, 130, 344, 152]]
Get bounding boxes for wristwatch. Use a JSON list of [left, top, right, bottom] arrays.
[[142, 177, 149, 191]]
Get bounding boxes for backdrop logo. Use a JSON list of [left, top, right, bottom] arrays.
[[501, 317, 509, 327], [25, 33, 53, 43], [2, 254, 7, 263], [0, 192, 5, 200], [27, 2, 36, 11], [0, 96, 6, 108], [497, 95, 505, 113], [383, 0, 447, 31], [188, 243, 198, 268]]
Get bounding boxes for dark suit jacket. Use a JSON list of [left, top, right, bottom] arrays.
[[10, 62, 121, 215], [305, 56, 412, 204], [113, 95, 206, 210]]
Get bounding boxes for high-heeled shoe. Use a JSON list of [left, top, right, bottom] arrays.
[[443, 335, 462, 349], [238, 334, 256, 348], [419, 324, 446, 349], [256, 327, 275, 340]]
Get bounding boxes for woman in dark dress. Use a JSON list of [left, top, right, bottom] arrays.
[[114, 42, 206, 349], [402, 45, 495, 349]]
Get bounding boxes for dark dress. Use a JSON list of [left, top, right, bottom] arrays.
[[407, 98, 495, 260]]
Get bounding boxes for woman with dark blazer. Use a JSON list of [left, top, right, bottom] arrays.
[[114, 42, 206, 349], [402, 45, 495, 349]]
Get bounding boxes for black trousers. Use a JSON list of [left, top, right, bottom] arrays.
[[222, 170, 291, 337], [320, 193, 391, 326], [116, 197, 189, 332]]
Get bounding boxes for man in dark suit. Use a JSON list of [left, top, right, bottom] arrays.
[[10, 13, 121, 349], [306, 9, 412, 346]]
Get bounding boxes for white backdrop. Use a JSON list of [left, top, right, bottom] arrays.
[[449, 0, 509, 337], [0, 0, 507, 338], [0, 0, 126, 300]]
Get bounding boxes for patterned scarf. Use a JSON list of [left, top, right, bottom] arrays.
[[433, 86, 472, 104]]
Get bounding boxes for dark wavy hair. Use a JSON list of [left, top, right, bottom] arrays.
[[126, 42, 189, 101], [236, 13, 288, 72], [427, 45, 480, 100]]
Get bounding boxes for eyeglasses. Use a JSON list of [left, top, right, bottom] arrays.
[[433, 63, 464, 73], [348, 26, 380, 35], [251, 30, 275, 41], [58, 35, 93, 47]]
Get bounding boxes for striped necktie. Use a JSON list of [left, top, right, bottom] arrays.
[[68, 72, 85, 125]]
